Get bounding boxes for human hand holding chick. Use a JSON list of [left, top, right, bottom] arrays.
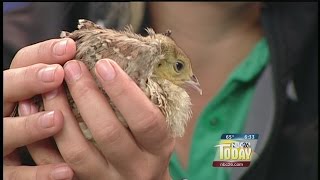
[[8, 38, 174, 179], [39, 58, 174, 179], [39, 20, 196, 179], [11, 19, 200, 179]]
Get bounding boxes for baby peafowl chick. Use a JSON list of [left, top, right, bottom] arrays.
[[55, 19, 202, 141]]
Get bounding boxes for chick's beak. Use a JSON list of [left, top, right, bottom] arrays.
[[185, 75, 202, 95]]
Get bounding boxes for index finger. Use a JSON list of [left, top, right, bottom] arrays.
[[10, 38, 76, 69]]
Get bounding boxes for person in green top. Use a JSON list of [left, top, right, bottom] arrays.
[[170, 38, 269, 180], [147, 3, 271, 179], [3, 2, 318, 180]]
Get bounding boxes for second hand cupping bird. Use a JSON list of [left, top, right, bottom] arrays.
[[61, 19, 202, 142]]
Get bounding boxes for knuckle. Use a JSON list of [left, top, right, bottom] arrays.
[[23, 115, 37, 139], [38, 40, 53, 59], [22, 67, 31, 82], [20, 113, 44, 141], [22, 63, 45, 82], [108, 78, 134, 100], [11, 40, 57, 68], [21, 64, 35, 81], [64, 146, 90, 166], [95, 123, 122, 145], [135, 110, 162, 134], [72, 80, 95, 99], [6, 63, 44, 83]]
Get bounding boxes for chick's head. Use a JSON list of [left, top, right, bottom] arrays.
[[153, 35, 202, 95]]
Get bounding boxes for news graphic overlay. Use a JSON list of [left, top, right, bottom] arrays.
[[212, 134, 259, 167]]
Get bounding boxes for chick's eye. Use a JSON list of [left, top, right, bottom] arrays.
[[174, 61, 184, 72]]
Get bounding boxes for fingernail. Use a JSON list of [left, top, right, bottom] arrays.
[[18, 101, 31, 116], [53, 39, 68, 56], [51, 165, 73, 180], [39, 111, 55, 128], [38, 65, 58, 82], [64, 61, 82, 82], [44, 89, 59, 100], [96, 59, 116, 81]]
